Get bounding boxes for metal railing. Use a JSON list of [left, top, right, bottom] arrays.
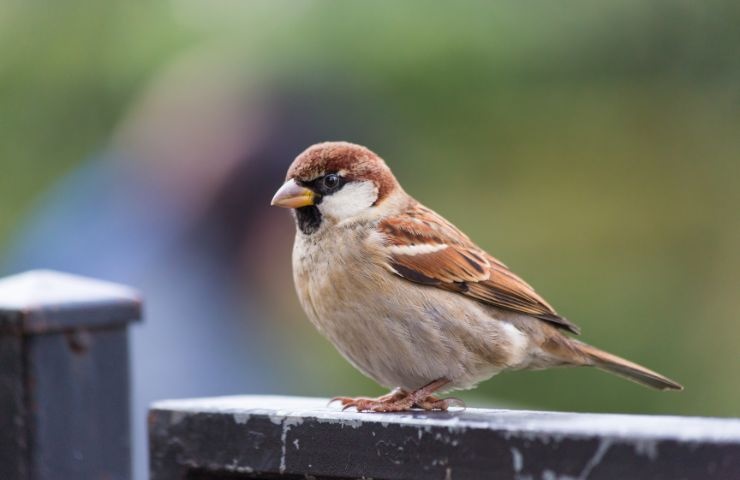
[[149, 395, 740, 479]]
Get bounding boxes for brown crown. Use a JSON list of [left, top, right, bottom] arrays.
[[287, 142, 398, 203]]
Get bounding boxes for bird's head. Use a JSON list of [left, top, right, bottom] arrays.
[[271, 142, 400, 234]]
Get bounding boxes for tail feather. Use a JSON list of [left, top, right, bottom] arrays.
[[573, 341, 683, 391]]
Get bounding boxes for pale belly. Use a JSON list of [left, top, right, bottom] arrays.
[[292, 231, 530, 391]]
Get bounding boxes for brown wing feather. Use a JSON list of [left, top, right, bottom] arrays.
[[378, 205, 581, 334]]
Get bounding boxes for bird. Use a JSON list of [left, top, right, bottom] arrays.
[[271, 141, 683, 412]]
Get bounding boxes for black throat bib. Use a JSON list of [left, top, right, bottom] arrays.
[[295, 206, 322, 235]]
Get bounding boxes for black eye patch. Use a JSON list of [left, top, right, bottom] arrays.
[[300, 173, 346, 198]]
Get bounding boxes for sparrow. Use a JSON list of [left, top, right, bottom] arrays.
[[271, 141, 682, 412]]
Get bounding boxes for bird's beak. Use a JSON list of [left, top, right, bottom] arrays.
[[271, 179, 315, 208]]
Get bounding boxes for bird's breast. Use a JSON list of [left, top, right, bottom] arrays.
[[292, 226, 385, 335], [291, 227, 533, 390]]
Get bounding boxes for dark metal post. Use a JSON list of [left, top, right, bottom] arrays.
[[0, 270, 141, 480], [150, 395, 740, 480]]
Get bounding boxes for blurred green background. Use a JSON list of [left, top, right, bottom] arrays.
[[1, 0, 738, 421]]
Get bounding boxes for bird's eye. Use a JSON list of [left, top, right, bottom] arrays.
[[322, 174, 340, 190]]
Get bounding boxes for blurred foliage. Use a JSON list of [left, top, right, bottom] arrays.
[[1, 0, 738, 416]]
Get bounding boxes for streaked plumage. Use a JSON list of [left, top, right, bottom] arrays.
[[272, 141, 682, 412]]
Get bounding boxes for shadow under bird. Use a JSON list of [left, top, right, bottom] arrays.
[[271, 141, 682, 412]]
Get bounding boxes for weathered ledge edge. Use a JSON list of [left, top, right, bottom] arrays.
[[149, 395, 740, 480]]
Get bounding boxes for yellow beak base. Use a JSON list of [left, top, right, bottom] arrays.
[[271, 179, 315, 208]]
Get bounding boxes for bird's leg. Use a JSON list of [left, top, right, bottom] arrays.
[[336, 379, 453, 412], [329, 387, 407, 409], [406, 378, 463, 411]]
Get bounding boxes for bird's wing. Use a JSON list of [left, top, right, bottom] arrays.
[[377, 204, 581, 334]]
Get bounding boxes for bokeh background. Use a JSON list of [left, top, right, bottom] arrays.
[[1, 1, 739, 478]]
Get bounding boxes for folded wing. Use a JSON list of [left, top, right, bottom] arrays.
[[378, 204, 581, 334]]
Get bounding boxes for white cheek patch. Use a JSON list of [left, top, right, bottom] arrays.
[[319, 181, 379, 220]]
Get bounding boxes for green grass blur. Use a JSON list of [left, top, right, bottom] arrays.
[[1, 1, 738, 416]]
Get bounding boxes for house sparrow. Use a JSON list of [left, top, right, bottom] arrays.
[[271, 141, 682, 412]]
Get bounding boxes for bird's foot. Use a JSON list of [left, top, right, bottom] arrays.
[[332, 379, 459, 412], [329, 387, 408, 410], [339, 396, 415, 412]]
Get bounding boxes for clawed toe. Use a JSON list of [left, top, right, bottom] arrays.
[[329, 396, 370, 407], [352, 398, 414, 412], [332, 396, 413, 412], [329, 388, 410, 410], [413, 395, 466, 411]]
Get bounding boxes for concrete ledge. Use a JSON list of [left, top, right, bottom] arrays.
[[149, 395, 740, 480]]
